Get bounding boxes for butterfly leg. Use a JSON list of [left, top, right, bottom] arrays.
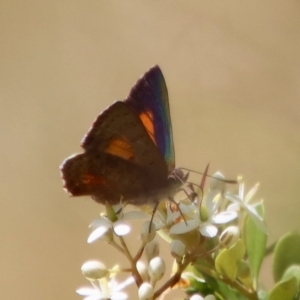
[[178, 186, 199, 203], [149, 202, 159, 233]]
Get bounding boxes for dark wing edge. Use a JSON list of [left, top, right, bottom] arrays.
[[125, 65, 175, 171]]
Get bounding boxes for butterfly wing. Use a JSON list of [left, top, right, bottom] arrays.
[[60, 101, 169, 204], [125, 65, 175, 172]]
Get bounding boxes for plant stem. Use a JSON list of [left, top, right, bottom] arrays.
[[118, 236, 143, 286]]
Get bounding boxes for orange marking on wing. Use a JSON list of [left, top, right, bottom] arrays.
[[139, 111, 156, 145], [105, 138, 134, 160], [82, 174, 105, 185]]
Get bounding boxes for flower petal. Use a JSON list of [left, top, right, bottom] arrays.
[[244, 183, 259, 204], [212, 211, 237, 224], [227, 203, 239, 211], [244, 205, 267, 233], [89, 218, 111, 229], [238, 182, 244, 199], [76, 287, 97, 296], [88, 226, 111, 243], [178, 202, 197, 218], [200, 224, 218, 237], [170, 219, 200, 234], [111, 292, 128, 300], [225, 192, 243, 205], [113, 221, 131, 236]]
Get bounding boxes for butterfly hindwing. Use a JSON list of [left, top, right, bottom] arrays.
[[125, 65, 175, 172], [61, 151, 168, 205]]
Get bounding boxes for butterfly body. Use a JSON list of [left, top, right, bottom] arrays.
[[60, 66, 186, 206]]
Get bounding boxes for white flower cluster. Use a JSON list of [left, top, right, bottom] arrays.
[[77, 172, 266, 300]]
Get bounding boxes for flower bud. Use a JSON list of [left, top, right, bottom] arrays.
[[138, 282, 154, 300], [136, 261, 148, 282], [81, 261, 108, 280], [145, 239, 159, 262], [140, 221, 156, 244], [170, 239, 186, 260], [219, 226, 240, 248], [148, 256, 166, 281], [209, 172, 226, 192]]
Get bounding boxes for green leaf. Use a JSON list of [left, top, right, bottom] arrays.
[[244, 202, 267, 281], [217, 280, 245, 300], [273, 232, 300, 282], [191, 264, 246, 300], [269, 275, 298, 300], [283, 265, 300, 285], [215, 239, 246, 281]]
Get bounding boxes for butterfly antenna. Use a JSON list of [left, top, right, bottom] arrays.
[[186, 181, 202, 190], [179, 167, 237, 184]]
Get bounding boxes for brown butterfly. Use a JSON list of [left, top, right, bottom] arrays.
[[60, 66, 187, 207]]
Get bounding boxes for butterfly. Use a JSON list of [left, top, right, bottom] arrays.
[[60, 66, 187, 207]]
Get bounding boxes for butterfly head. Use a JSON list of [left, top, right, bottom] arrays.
[[167, 168, 189, 194]]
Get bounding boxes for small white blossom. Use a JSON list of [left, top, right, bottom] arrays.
[[77, 274, 133, 300], [225, 182, 267, 233], [170, 190, 237, 238], [200, 190, 237, 237], [154, 204, 181, 230], [88, 203, 147, 243]]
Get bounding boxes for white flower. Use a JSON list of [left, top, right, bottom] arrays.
[[200, 190, 237, 237], [225, 182, 267, 233], [154, 203, 181, 230], [76, 275, 133, 300], [170, 190, 237, 238], [88, 203, 147, 243]]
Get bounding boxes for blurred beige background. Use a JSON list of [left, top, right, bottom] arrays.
[[1, 1, 300, 299]]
